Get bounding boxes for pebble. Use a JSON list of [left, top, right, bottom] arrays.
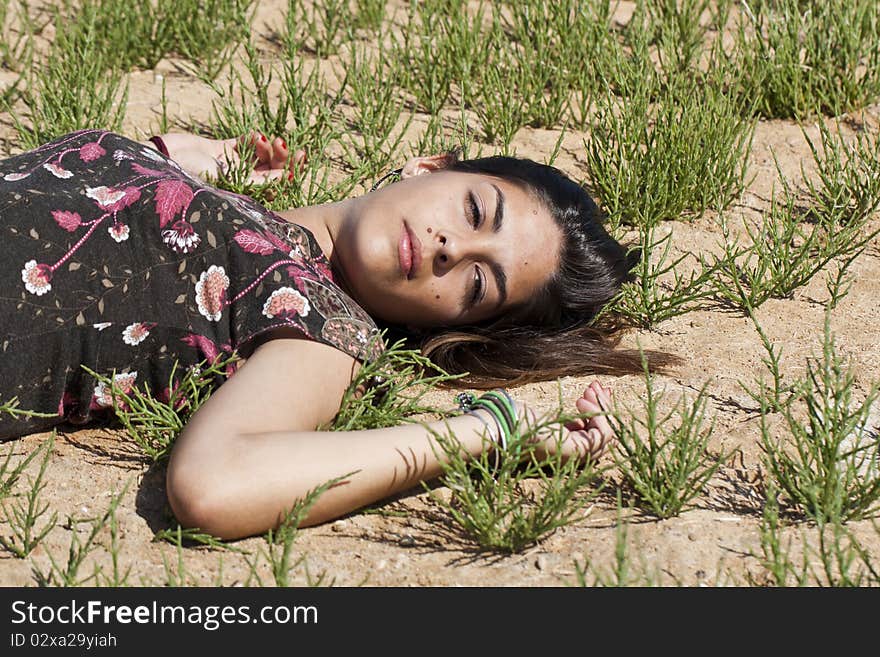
[[376, 559, 388, 571], [331, 520, 348, 533], [535, 555, 547, 571], [398, 534, 416, 548], [688, 533, 697, 542]]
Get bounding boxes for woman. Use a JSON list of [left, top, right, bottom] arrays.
[[0, 129, 641, 539]]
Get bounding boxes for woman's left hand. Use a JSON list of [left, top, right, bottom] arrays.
[[515, 380, 615, 463]]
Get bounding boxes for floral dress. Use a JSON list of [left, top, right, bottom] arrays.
[[0, 130, 383, 441]]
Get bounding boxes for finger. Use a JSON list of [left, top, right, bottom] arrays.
[[270, 137, 289, 170], [236, 132, 272, 164], [285, 149, 307, 183], [564, 417, 586, 431], [575, 396, 614, 440]]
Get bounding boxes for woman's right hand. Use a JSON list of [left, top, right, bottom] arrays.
[[148, 131, 307, 184], [514, 381, 615, 463]]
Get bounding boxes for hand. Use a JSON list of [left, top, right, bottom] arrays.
[[150, 131, 307, 185], [515, 381, 615, 463], [227, 132, 308, 185]]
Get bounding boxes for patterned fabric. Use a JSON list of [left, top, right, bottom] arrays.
[[0, 130, 382, 440]]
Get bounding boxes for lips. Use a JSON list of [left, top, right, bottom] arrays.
[[399, 222, 422, 280]]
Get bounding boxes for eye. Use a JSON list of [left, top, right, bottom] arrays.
[[470, 265, 485, 305], [468, 191, 483, 229]]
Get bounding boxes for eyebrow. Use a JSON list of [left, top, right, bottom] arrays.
[[491, 184, 504, 234], [490, 184, 508, 310]]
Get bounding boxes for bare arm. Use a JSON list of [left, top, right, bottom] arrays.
[[166, 336, 614, 540], [141, 132, 305, 184], [166, 336, 493, 539]]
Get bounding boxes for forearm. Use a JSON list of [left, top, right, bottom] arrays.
[[167, 411, 494, 539]]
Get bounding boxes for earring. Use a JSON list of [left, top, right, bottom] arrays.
[[370, 167, 403, 192]]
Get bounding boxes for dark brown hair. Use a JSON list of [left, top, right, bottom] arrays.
[[380, 154, 675, 388]]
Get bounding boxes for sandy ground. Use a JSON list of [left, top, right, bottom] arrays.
[[1, 0, 879, 587]]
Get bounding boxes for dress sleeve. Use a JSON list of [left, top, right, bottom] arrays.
[[219, 193, 385, 365]]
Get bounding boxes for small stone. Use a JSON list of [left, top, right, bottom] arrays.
[[376, 559, 388, 571], [695, 570, 706, 580], [398, 534, 416, 548], [331, 520, 347, 533], [535, 555, 547, 571], [688, 533, 697, 542]]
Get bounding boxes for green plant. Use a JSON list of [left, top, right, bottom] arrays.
[[353, 0, 386, 32], [153, 525, 242, 552], [732, 0, 880, 119], [328, 334, 466, 432], [738, 301, 802, 414], [584, 73, 754, 228], [710, 195, 873, 311], [760, 312, 880, 523], [801, 121, 880, 226], [32, 485, 129, 587], [612, 224, 719, 328], [170, 0, 254, 80], [81, 354, 241, 462], [810, 520, 880, 587], [11, 6, 128, 148], [287, 0, 355, 57], [0, 396, 58, 422], [0, 440, 43, 501], [0, 435, 57, 558], [426, 391, 603, 553], [337, 42, 412, 182], [244, 475, 349, 586], [0, 0, 35, 105], [571, 494, 662, 587], [611, 355, 727, 518], [645, 0, 733, 77], [747, 485, 809, 586]]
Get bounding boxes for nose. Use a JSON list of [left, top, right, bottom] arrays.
[[434, 232, 463, 272]]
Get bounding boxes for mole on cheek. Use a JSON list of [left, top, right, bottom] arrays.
[[435, 294, 440, 299], [427, 227, 432, 233]]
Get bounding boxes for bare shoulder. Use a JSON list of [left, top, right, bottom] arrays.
[[183, 330, 361, 438]]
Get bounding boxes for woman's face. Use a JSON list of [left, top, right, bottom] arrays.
[[332, 163, 563, 328]]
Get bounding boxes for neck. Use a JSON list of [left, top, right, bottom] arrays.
[[274, 197, 358, 292], [274, 202, 343, 260]]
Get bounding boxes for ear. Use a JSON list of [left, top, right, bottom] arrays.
[[400, 153, 456, 179]]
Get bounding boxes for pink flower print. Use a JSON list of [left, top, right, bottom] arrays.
[[103, 186, 141, 213], [86, 185, 126, 208], [108, 222, 130, 242], [154, 179, 194, 228], [79, 142, 106, 162], [52, 210, 82, 232], [195, 265, 229, 321], [162, 220, 200, 253], [122, 322, 153, 346], [3, 172, 29, 181], [21, 260, 53, 296], [181, 333, 220, 362], [91, 371, 138, 409], [57, 390, 77, 417], [43, 162, 73, 179], [262, 286, 310, 319], [93, 322, 112, 331], [313, 258, 334, 282], [234, 229, 277, 255]]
